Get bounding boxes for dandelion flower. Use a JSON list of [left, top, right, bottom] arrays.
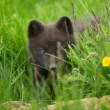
[[102, 56, 110, 67]]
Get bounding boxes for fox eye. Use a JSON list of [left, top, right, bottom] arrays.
[[40, 49, 45, 54]]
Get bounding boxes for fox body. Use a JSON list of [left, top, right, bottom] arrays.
[[74, 15, 100, 35]]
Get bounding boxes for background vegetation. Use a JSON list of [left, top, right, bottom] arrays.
[[0, 0, 110, 109]]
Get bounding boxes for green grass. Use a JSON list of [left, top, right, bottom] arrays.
[[0, 0, 110, 109]]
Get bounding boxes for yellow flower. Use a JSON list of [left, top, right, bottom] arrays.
[[102, 56, 110, 67]]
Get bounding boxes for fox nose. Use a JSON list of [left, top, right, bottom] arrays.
[[49, 56, 56, 71], [49, 64, 56, 71]]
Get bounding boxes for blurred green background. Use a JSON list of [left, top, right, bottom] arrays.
[[0, 0, 110, 109]]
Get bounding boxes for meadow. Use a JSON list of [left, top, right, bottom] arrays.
[[0, 0, 110, 109]]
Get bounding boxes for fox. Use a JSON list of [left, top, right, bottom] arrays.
[[27, 16, 75, 98]]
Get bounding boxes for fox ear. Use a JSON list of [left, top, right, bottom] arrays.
[[56, 16, 73, 34], [28, 20, 44, 38]]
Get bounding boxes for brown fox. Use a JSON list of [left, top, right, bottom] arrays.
[[27, 16, 75, 97]]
